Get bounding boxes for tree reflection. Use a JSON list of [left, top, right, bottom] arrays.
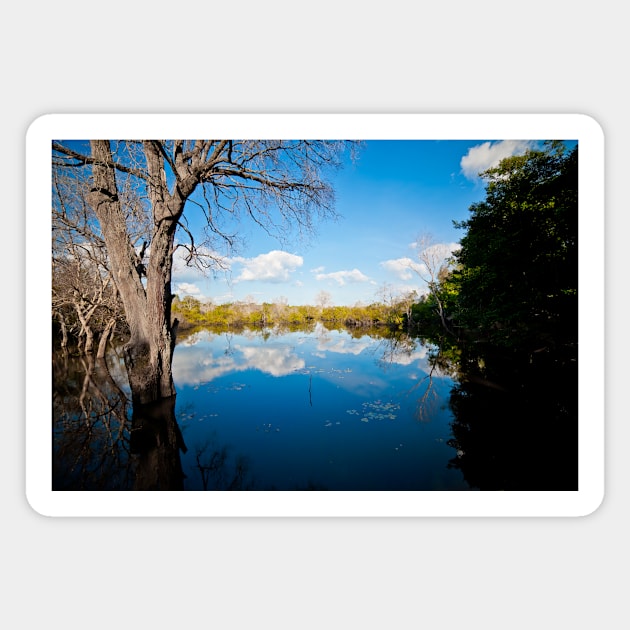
[[373, 331, 418, 367], [373, 332, 450, 422], [53, 349, 189, 490], [444, 344, 578, 490], [53, 346, 256, 491], [193, 437, 254, 490], [130, 396, 187, 490], [53, 351, 134, 489]]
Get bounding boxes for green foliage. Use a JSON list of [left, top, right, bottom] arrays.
[[448, 142, 578, 351], [410, 295, 436, 326], [171, 297, 407, 333]]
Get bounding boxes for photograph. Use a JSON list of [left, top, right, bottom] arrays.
[[26, 114, 603, 516]]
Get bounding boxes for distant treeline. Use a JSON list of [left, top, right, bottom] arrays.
[[171, 296, 414, 332]]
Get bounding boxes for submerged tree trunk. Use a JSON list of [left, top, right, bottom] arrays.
[[87, 140, 181, 405]]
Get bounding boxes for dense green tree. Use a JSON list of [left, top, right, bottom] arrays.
[[450, 141, 578, 352]]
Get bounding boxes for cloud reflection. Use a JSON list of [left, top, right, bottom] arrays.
[[173, 340, 305, 386], [315, 335, 373, 356], [238, 345, 305, 377], [172, 328, 440, 390]]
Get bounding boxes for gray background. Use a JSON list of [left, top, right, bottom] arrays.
[[6, 2, 624, 628]]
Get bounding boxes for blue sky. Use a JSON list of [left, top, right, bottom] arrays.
[[173, 139, 549, 306]]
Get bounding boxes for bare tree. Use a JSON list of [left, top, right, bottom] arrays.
[[315, 289, 332, 310], [52, 140, 358, 405], [375, 282, 399, 326], [52, 252, 119, 354], [412, 234, 458, 335], [271, 295, 289, 322], [52, 165, 148, 356]]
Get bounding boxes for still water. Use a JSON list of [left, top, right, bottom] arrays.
[[53, 325, 469, 491]]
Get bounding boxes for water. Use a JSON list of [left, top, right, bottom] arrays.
[[52, 325, 470, 491], [173, 325, 467, 490]]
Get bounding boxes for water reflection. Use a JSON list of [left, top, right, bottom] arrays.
[[173, 323, 437, 388], [53, 350, 244, 491], [53, 326, 464, 491], [171, 326, 464, 491], [193, 435, 254, 490], [53, 326, 577, 491], [173, 333, 305, 384], [130, 397, 186, 490], [53, 351, 133, 490], [445, 344, 578, 490]]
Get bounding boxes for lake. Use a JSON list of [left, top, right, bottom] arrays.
[[52, 324, 470, 491]]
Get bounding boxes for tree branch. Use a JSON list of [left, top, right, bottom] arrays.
[[52, 142, 148, 180]]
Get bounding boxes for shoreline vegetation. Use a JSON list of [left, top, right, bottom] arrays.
[[52, 294, 434, 352], [172, 296, 414, 334]]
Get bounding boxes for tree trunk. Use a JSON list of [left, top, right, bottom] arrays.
[[432, 288, 453, 336], [57, 313, 68, 348], [87, 140, 181, 405], [126, 215, 179, 403], [96, 317, 117, 359], [84, 327, 94, 354]]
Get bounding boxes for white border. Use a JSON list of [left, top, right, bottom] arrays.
[[26, 114, 604, 517]]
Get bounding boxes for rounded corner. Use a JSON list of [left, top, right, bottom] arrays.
[[574, 112, 605, 141], [25, 113, 56, 140], [24, 489, 54, 519], [575, 488, 606, 518]]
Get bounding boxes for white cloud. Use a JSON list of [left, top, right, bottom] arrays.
[[175, 282, 201, 296], [170, 245, 231, 298], [315, 268, 371, 286], [460, 140, 536, 181], [232, 250, 303, 283], [380, 257, 426, 280], [172, 244, 231, 276], [382, 243, 460, 288]]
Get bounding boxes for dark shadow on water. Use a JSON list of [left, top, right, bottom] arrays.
[[443, 342, 578, 491]]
